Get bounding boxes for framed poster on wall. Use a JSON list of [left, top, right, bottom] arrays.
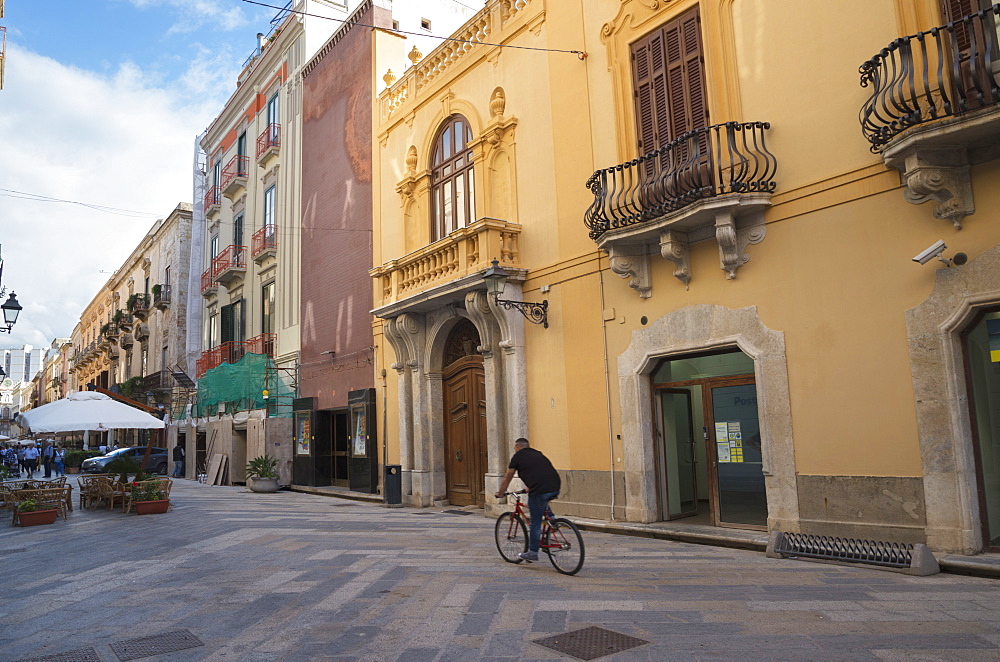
[[295, 412, 311, 455], [351, 406, 367, 457]]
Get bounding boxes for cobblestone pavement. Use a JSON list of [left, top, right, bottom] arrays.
[[3, 479, 1000, 662]]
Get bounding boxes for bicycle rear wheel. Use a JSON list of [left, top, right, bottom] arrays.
[[544, 518, 585, 575], [495, 512, 528, 563]]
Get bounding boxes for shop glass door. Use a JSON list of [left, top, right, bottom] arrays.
[[656, 389, 699, 519], [708, 381, 767, 528]]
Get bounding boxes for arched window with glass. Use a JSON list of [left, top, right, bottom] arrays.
[[431, 115, 476, 240]]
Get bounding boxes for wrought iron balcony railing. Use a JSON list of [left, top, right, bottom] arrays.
[[211, 245, 247, 282], [204, 185, 221, 214], [153, 284, 171, 309], [256, 123, 280, 159], [221, 155, 249, 192], [584, 121, 776, 241], [196, 333, 277, 377], [128, 294, 150, 318], [859, 3, 1000, 151], [252, 224, 278, 260], [201, 268, 216, 295]]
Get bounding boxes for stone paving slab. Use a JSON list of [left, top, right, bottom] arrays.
[[2, 478, 1000, 661]]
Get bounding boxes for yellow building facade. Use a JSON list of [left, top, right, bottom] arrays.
[[371, 0, 1000, 555]]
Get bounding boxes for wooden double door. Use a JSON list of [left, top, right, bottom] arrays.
[[443, 355, 487, 507]]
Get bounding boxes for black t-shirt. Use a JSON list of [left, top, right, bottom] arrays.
[[509, 447, 561, 494], [173, 446, 184, 461]]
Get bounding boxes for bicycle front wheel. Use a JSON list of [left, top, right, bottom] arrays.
[[544, 518, 585, 575], [495, 512, 528, 563]]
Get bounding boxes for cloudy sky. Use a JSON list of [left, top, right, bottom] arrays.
[[0, 0, 276, 349]]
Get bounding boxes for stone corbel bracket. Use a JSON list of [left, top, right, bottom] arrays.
[[607, 245, 652, 298], [659, 230, 691, 288], [886, 147, 973, 229], [716, 209, 766, 279]]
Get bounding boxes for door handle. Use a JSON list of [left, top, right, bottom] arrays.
[[455, 450, 463, 461]]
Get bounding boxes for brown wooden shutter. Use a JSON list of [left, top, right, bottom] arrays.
[[941, 0, 980, 51], [630, 6, 708, 156]]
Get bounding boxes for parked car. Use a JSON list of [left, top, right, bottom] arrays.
[[81, 446, 169, 475]]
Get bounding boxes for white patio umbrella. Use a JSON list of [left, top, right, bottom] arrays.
[[15, 391, 165, 433]]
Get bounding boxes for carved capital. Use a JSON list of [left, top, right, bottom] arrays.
[[658, 230, 691, 288], [607, 246, 651, 298]]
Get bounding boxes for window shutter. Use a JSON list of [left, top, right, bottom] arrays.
[[631, 35, 657, 155], [631, 6, 708, 157], [941, 0, 980, 51], [220, 304, 234, 344]]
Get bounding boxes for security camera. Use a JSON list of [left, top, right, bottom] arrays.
[[913, 240, 947, 265]]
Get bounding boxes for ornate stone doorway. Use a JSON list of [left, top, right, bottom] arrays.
[[442, 319, 487, 507]]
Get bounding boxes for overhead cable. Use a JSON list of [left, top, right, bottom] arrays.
[[239, 0, 587, 59]]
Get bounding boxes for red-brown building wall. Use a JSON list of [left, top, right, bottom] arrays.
[[299, 5, 389, 410]]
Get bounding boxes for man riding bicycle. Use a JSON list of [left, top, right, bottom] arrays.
[[495, 437, 561, 562]]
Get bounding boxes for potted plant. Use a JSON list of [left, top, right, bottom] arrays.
[[151, 283, 162, 297], [104, 454, 143, 485], [130, 480, 169, 514], [246, 455, 280, 493], [64, 450, 101, 474], [17, 498, 59, 526]]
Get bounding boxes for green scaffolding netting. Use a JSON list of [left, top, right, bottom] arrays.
[[194, 352, 293, 418]]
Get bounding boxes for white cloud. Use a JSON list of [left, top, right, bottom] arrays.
[[0, 44, 234, 349], [126, 0, 250, 33]]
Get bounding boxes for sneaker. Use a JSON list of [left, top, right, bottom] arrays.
[[518, 551, 538, 562]]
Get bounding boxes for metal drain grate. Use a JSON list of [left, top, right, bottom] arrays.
[[109, 629, 204, 661], [442, 509, 474, 516], [534, 626, 650, 661], [16, 648, 102, 662]]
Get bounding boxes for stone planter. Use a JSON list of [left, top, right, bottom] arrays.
[[66, 467, 80, 474], [134, 499, 170, 515], [248, 477, 279, 493], [19, 509, 59, 526]]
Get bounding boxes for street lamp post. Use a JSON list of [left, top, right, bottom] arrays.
[[0, 248, 22, 333], [1, 292, 21, 333], [483, 258, 549, 328]]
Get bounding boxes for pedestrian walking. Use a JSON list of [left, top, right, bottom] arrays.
[[99, 443, 108, 455], [16, 445, 25, 477], [42, 441, 55, 478], [2, 444, 17, 476], [495, 437, 561, 562], [22, 443, 39, 478], [54, 446, 65, 476], [172, 444, 185, 478]]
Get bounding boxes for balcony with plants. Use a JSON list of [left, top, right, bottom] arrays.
[[251, 224, 277, 262], [127, 293, 151, 320], [584, 121, 776, 294], [152, 284, 171, 310], [256, 123, 280, 166], [212, 245, 247, 287], [859, 4, 1000, 228], [221, 154, 249, 199]]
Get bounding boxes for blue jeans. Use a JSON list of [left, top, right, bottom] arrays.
[[527, 491, 559, 553], [173, 461, 184, 477]]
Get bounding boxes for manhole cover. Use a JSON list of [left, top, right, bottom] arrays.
[[443, 509, 474, 516], [17, 648, 102, 662], [109, 629, 203, 661], [534, 626, 649, 661]]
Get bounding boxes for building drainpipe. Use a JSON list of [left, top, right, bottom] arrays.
[[597, 252, 617, 521]]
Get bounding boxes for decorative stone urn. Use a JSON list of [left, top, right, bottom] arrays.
[[249, 477, 280, 493]]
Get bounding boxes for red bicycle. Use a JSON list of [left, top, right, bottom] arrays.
[[495, 490, 585, 575]]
